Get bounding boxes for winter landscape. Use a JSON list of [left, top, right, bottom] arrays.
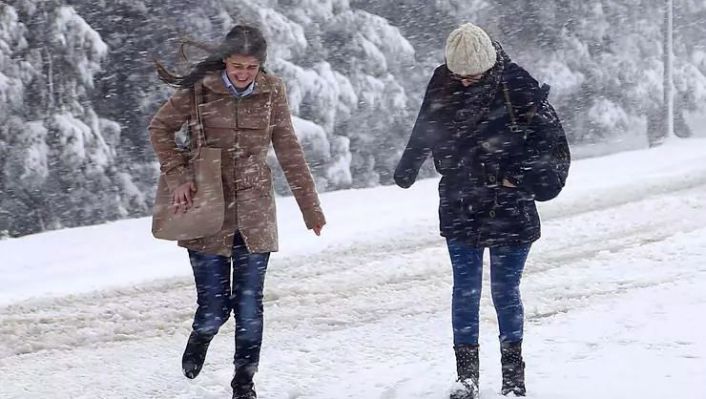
[[1, 0, 706, 398], [2, 138, 706, 398]]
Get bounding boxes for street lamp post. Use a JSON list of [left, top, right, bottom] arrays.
[[664, 0, 675, 141]]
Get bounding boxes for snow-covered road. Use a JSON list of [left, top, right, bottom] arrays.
[[1, 141, 706, 398]]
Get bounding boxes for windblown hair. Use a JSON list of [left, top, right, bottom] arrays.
[[155, 25, 268, 89]]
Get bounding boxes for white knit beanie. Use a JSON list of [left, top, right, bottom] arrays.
[[445, 23, 497, 76]]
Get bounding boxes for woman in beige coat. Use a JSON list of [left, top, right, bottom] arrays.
[[149, 25, 325, 399]]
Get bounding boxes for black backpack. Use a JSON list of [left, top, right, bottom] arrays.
[[502, 82, 571, 202]]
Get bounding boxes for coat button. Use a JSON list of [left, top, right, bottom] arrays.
[[489, 175, 496, 183], [489, 210, 496, 218], [482, 142, 491, 149]]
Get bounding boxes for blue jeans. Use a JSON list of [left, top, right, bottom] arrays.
[[446, 239, 530, 346], [188, 232, 269, 377]]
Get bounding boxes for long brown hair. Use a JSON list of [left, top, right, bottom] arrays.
[[155, 25, 268, 88]]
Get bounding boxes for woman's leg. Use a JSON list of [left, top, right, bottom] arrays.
[[188, 250, 233, 336], [488, 245, 530, 344], [447, 238, 485, 346], [489, 244, 531, 396], [231, 232, 270, 394], [182, 250, 232, 379], [447, 238, 484, 397]]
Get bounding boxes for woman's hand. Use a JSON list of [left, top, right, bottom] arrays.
[[312, 224, 324, 236], [502, 178, 517, 188], [171, 182, 197, 214]]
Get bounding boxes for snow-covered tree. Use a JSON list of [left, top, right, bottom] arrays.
[[2, 0, 706, 237], [0, 1, 140, 236]]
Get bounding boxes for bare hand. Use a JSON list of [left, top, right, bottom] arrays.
[[502, 178, 517, 188], [171, 182, 197, 214], [312, 224, 324, 236]]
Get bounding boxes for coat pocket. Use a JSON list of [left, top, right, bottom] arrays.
[[199, 99, 235, 128], [236, 156, 272, 191], [197, 100, 235, 149], [496, 186, 522, 217], [236, 181, 278, 252], [237, 104, 271, 130]]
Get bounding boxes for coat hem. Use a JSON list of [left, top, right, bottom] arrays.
[[439, 230, 541, 248]]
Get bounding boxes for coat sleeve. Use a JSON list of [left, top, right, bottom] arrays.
[[393, 69, 442, 189], [148, 88, 193, 191], [270, 79, 326, 229]]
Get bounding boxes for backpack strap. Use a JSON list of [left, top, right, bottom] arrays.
[[502, 82, 523, 135], [502, 82, 552, 139]]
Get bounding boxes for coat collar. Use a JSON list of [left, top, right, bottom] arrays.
[[202, 70, 274, 96]]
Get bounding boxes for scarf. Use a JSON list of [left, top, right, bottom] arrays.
[[446, 42, 510, 137]]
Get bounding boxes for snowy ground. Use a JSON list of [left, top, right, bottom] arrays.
[[1, 139, 706, 399]]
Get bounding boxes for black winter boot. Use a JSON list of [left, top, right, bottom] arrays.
[[500, 341, 526, 396], [450, 345, 480, 399], [232, 371, 257, 399], [181, 331, 213, 379]]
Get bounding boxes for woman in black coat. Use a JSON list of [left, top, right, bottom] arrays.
[[394, 23, 569, 398]]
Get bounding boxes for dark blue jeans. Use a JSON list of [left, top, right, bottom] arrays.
[[187, 232, 269, 377], [446, 239, 530, 346]]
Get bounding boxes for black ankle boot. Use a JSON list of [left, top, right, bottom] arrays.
[[450, 344, 479, 399], [181, 331, 213, 379], [500, 341, 526, 396], [232, 372, 257, 399]]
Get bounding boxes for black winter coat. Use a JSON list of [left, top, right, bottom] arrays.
[[394, 62, 570, 247]]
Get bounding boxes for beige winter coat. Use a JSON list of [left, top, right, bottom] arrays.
[[149, 71, 325, 256]]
